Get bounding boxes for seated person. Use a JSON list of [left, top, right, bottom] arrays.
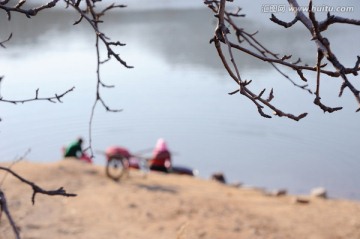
[[64, 138, 83, 158], [64, 138, 92, 163], [149, 138, 172, 173]]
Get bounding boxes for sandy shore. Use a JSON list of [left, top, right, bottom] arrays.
[[0, 160, 359, 239]]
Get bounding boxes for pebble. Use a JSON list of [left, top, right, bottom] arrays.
[[293, 197, 310, 204], [269, 189, 287, 197], [211, 172, 226, 184], [310, 187, 327, 199]]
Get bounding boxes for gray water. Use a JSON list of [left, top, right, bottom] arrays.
[[1, 2, 360, 199]]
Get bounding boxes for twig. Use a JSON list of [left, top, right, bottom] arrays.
[[0, 190, 20, 239], [0, 33, 12, 48], [0, 87, 75, 104], [319, 12, 360, 31], [0, 0, 59, 20], [0, 164, 76, 239], [270, 14, 298, 28], [66, 0, 133, 69], [0, 149, 31, 187], [0, 166, 77, 204]]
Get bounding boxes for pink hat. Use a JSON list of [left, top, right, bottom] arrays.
[[153, 138, 168, 154]]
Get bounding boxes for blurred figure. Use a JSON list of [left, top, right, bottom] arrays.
[[149, 138, 172, 173], [64, 137, 83, 158], [63, 137, 92, 163]]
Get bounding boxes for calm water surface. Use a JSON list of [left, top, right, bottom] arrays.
[[1, 2, 360, 199]]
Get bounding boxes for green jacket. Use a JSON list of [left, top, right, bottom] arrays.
[[64, 141, 82, 158]]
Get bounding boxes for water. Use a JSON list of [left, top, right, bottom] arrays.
[[1, 2, 360, 200]]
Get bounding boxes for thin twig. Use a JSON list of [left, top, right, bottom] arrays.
[[0, 149, 31, 187], [0, 87, 75, 104], [0, 0, 59, 20], [0, 166, 77, 205], [0, 164, 76, 239], [0, 190, 20, 239], [0, 33, 12, 48]]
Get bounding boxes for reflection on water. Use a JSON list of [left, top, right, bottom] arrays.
[[1, 5, 360, 199]]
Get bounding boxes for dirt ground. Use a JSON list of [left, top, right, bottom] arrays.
[[0, 160, 359, 239]]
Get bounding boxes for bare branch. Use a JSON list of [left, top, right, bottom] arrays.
[[207, 2, 317, 96], [70, 0, 130, 156], [0, 87, 75, 104], [66, 0, 133, 69], [0, 190, 20, 239], [227, 7, 245, 17], [0, 149, 30, 187], [0, 0, 60, 19], [210, 0, 308, 121], [319, 12, 360, 31], [267, 88, 274, 103], [15, 0, 26, 9], [0, 163, 76, 239], [314, 97, 343, 113], [0, 2, 134, 236], [0, 0, 10, 5], [208, 0, 314, 95], [256, 88, 266, 99], [1, 0, 134, 154], [0, 166, 77, 205], [98, 3, 127, 17], [270, 14, 298, 28], [0, 33, 12, 48], [352, 56, 360, 76], [296, 69, 308, 82], [73, 15, 83, 25], [206, 0, 360, 119]]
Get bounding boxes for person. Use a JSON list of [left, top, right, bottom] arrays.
[[64, 137, 92, 163], [64, 137, 84, 159], [149, 138, 172, 173]]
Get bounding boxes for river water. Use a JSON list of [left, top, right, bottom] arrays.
[[0, 1, 360, 199]]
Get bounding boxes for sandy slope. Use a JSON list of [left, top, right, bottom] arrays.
[[0, 160, 359, 239]]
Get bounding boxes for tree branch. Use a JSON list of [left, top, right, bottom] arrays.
[[0, 0, 59, 20], [205, 0, 360, 119], [0, 166, 77, 204], [62, 0, 131, 156], [0, 190, 20, 239], [319, 12, 360, 31], [65, 0, 133, 69], [0, 164, 76, 239], [270, 14, 298, 28], [0, 33, 12, 48], [209, 0, 307, 121], [0, 87, 75, 104]]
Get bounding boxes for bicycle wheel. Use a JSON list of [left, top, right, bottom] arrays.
[[106, 157, 128, 181]]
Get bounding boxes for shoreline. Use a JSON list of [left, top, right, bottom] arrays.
[[0, 159, 359, 239]]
